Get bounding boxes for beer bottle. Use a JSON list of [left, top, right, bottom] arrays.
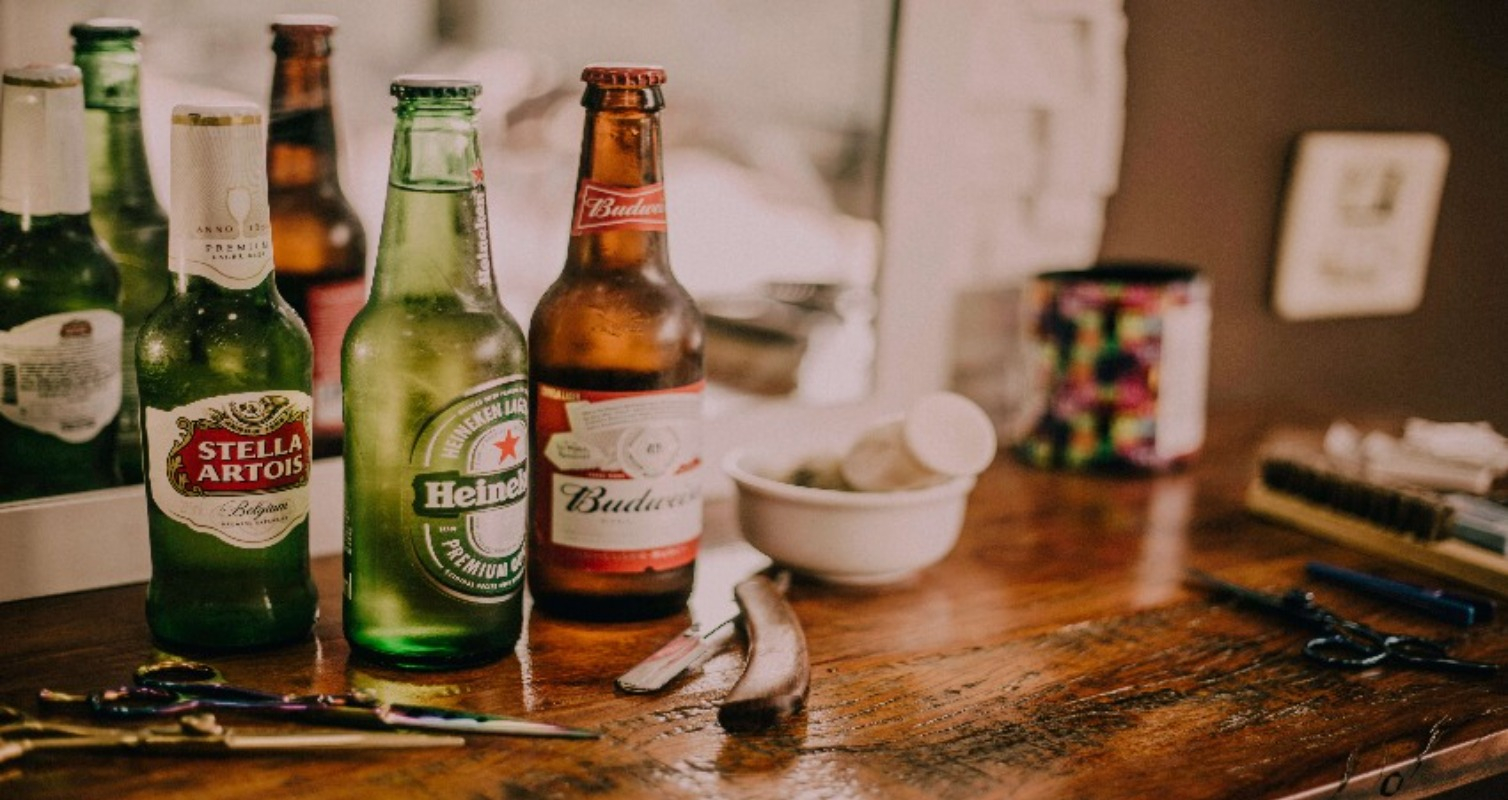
[[342, 77, 528, 669], [137, 104, 317, 651], [71, 19, 172, 485], [528, 64, 705, 621], [0, 65, 123, 502], [267, 15, 368, 458]]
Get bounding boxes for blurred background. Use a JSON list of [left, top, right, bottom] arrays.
[[4, 0, 1506, 436]]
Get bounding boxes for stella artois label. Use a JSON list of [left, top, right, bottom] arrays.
[[534, 381, 703, 573], [145, 391, 312, 548], [405, 376, 528, 602], [570, 180, 667, 236], [0, 310, 122, 443]]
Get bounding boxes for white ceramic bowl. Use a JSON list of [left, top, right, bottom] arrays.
[[723, 448, 975, 585]]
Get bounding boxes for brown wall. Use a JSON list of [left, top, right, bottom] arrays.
[[1101, 1, 1508, 429]]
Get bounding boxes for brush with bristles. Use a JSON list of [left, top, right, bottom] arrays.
[[1247, 455, 1508, 598]]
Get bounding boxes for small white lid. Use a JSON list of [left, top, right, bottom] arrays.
[[902, 392, 997, 477], [3, 64, 82, 88], [271, 14, 339, 28]]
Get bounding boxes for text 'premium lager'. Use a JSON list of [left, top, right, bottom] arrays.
[[71, 19, 172, 486], [0, 64, 123, 502], [137, 104, 317, 651], [342, 77, 527, 669], [529, 65, 705, 621]]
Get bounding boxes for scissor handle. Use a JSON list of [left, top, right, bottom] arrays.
[[134, 661, 288, 703], [1303, 630, 1389, 668]]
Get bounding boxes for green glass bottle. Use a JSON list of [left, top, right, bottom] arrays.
[[342, 77, 527, 670], [136, 104, 317, 651], [71, 19, 172, 486], [0, 64, 123, 502]]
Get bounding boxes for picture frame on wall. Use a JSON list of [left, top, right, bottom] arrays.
[[1271, 131, 1450, 321]]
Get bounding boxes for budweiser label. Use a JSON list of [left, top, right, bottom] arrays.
[[570, 180, 667, 236], [0, 310, 122, 443], [535, 381, 703, 573], [145, 391, 312, 548], [405, 376, 529, 602], [306, 276, 366, 436], [169, 108, 275, 290]]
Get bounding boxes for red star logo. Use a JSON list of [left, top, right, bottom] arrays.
[[494, 429, 520, 463], [471, 166, 485, 185]]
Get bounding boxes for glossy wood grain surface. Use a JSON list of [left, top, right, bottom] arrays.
[[5, 411, 1508, 799]]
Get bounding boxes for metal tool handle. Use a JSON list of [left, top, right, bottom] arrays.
[[717, 574, 809, 732]]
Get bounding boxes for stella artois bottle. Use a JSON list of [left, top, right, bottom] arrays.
[[72, 19, 172, 486], [528, 64, 705, 621], [136, 104, 316, 651], [342, 77, 528, 669], [0, 64, 123, 502], [267, 15, 367, 458]]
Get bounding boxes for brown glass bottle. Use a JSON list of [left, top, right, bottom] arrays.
[[529, 65, 705, 622], [266, 15, 367, 458]]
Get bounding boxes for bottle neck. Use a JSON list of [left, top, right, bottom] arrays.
[[370, 100, 497, 303], [0, 82, 90, 221], [168, 111, 278, 298], [267, 51, 341, 190], [565, 87, 671, 274], [74, 47, 159, 211]]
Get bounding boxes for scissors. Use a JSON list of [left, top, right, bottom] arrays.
[[39, 661, 599, 739], [0, 704, 461, 765], [1187, 569, 1500, 676]]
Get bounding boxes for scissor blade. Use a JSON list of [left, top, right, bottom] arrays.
[[1187, 569, 1292, 612], [379, 705, 600, 739], [616, 617, 740, 694], [220, 731, 465, 750]]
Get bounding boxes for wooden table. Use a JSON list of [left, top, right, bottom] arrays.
[[6, 411, 1508, 799]]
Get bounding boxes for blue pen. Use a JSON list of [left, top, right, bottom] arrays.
[[1304, 561, 1496, 626]]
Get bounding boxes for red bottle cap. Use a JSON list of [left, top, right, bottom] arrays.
[[581, 64, 666, 87]]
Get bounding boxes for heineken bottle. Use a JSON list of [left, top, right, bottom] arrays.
[[71, 18, 171, 485], [137, 104, 317, 651], [342, 77, 528, 669], [0, 64, 123, 502]]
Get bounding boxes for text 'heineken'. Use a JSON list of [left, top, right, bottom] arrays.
[[342, 77, 528, 670], [0, 64, 123, 502], [529, 65, 706, 622], [136, 104, 317, 651]]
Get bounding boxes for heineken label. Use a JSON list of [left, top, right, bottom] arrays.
[[145, 391, 311, 548], [0, 309, 122, 443], [406, 376, 528, 602], [534, 381, 703, 573]]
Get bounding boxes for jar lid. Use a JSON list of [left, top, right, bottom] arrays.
[[3, 64, 83, 88], [272, 13, 338, 29], [581, 64, 667, 87], [390, 75, 481, 100], [69, 18, 142, 40]]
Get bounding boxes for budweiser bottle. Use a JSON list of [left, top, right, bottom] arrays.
[[529, 64, 705, 621], [0, 64, 123, 501], [72, 19, 172, 485], [342, 77, 528, 668], [136, 104, 317, 650], [267, 14, 367, 458]]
